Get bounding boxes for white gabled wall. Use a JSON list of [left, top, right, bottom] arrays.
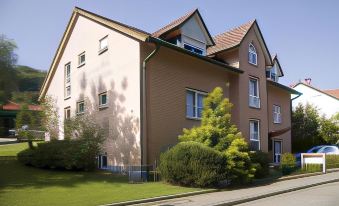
[[292, 84, 339, 118], [46, 15, 141, 166]]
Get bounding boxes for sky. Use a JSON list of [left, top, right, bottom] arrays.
[[1, 0, 339, 89]]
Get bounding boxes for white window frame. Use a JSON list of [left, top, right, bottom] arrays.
[[64, 63, 71, 99], [273, 105, 282, 124], [99, 35, 108, 54], [99, 92, 108, 108], [249, 77, 260, 108], [249, 119, 260, 151], [76, 101, 85, 115], [65, 85, 71, 99], [78, 51, 86, 67], [248, 43, 257, 65], [186, 88, 207, 120], [64, 107, 71, 120]]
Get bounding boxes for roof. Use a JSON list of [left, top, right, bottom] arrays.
[[323, 89, 339, 99], [1, 101, 41, 111], [271, 54, 284, 77], [152, 9, 215, 46], [293, 82, 339, 101], [39, 7, 150, 100], [268, 80, 302, 95], [207, 20, 255, 55]]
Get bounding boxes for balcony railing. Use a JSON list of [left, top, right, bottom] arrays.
[[249, 95, 260, 108]]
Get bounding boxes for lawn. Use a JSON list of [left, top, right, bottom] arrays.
[[0, 143, 200, 206]]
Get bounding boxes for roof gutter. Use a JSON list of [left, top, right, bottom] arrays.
[[147, 36, 243, 74], [140, 44, 160, 166]]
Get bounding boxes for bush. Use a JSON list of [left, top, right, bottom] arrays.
[[280, 153, 296, 175], [17, 138, 102, 171], [249, 151, 270, 178], [159, 142, 228, 187], [326, 155, 339, 169]]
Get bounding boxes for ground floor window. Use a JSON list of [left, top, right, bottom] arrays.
[[273, 140, 282, 163], [98, 155, 107, 169], [249, 119, 260, 151]]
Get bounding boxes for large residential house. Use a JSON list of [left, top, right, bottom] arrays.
[[39, 7, 300, 169], [292, 79, 339, 118]]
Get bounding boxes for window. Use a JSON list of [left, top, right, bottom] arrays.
[[99, 92, 108, 108], [64, 107, 71, 119], [78, 52, 85, 67], [266, 67, 278, 82], [186, 89, 206, 119], [77, 101, 85, 114], [184, 43, 203, 55], [321, 146, 337, 154], [250, 120, 260, 151], [248, 43, 257, 65], [99, 36, 108, 54], [64, 63, 71, 98], [273, 105, 281, 123], [98, 155, 107, 169], [249, 78, 260, 108]]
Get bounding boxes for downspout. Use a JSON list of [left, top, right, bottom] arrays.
[[140, 43, 160, 166]]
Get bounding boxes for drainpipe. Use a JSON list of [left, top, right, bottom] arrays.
[[140, 43, 160, 166]]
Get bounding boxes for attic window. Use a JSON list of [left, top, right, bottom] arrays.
[[184, 43, 203, 55], [248, 43, 257, 65]]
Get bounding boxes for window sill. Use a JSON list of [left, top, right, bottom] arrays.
[[273, 122, 282, 124], [249, 62, 258, 67], [76, 112, 85, 116], [249, 105, 261, 110], [99, 105, 108, 110], [64, 96, 71, 100], [98, 47, 108, 55], [186, 116, 201, 121], [77, 63, 85, 68]]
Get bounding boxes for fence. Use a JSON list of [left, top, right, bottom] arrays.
[[101, 164, 160, 183]]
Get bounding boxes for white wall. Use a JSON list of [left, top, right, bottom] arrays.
[[292, 84, 339, 118], [46, 15, 141, 166]]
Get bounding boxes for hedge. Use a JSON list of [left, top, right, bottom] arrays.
[[159, 141, 228, 187], [249, 151, 270, 178]]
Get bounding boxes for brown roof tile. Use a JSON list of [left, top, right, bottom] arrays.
[[207, 20, 255, 55], [323, 89, 339, 99], [152, 9, 198, 38]]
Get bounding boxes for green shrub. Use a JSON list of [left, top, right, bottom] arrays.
[[302, 164, 322, 173], [159, 142, 227, 187], [326, 155, 339, 169], [17, 138, 102, 171], [249, 151, 270, 178], [280, 153, 296, 175]]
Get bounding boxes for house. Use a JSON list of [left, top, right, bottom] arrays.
[[39, 7, 300, 169], [0, 101, 41, 137], [292, 79, 339, 118]]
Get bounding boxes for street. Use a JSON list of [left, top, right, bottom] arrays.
[[237, 182, 339, 206]]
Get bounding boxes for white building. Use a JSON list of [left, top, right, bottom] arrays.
[[292, 79, 339, 118]]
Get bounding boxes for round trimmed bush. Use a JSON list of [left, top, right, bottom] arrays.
[[280, 153, 296, 175], [159, 141, 228, 187], [249, 151, 270, 178]]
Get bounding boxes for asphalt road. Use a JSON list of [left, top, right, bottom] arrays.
[[237, 182, 339, 206]]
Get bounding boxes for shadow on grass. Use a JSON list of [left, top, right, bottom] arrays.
[[0, 159, 128, 190]]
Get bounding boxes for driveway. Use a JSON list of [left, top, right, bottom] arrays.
[[237, 181, 339, 206]]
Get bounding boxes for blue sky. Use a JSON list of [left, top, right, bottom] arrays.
[[1, 0, 338, 89]]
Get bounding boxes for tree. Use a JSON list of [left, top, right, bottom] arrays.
[[0, 35, 18, 104], [291, 103, 323, 152], [40, 96, 59, 140], [179, 87, 255, 182], [319, 114, 339, 145]]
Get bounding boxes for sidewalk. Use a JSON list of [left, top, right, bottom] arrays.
[[136, 171, 339, 206]]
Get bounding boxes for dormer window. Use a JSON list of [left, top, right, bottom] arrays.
[[183, 43, 203, 55], [249, 43, 257, 65]]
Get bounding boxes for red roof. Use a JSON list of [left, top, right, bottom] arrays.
[[207, 20, 255, 55], [1, 101, 41, 111], [323, 89, 339, 99], [152, 9, 197, 38]]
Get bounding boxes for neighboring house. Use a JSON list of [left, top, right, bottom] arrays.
[[0, 101, 41, 136], [292, 79, 339, 118], [39, 7, 300, 169]]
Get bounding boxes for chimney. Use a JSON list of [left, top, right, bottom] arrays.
[[304, 78, 312, 85]]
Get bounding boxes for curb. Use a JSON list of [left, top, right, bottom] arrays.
[[215, 178, 339, 206], [100, 189, 218, 206]]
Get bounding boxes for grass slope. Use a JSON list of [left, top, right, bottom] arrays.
[[0, 143, 199, 206]]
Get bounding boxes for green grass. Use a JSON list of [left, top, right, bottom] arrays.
[[0, 142, 31, 156], [0, 143, 200, 206]]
